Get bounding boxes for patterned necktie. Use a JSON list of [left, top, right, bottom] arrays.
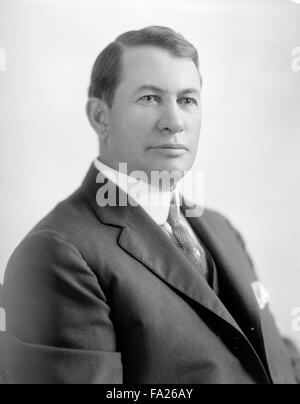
[[167, 198, 208, 278]]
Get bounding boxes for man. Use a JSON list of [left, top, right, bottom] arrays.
[[2, 26, 299, 384]]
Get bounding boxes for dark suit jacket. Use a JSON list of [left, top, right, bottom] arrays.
[[2, 164, 298, 384]]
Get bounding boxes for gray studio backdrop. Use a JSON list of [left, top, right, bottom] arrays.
[[0, 0, 299, 345]]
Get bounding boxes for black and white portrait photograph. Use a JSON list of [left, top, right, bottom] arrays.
[[0, 0, 300, 387]]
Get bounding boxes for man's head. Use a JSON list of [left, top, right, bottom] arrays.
[[86, 26, 202, 190]]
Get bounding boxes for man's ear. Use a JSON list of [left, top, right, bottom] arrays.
[[86, 97, 110, 140]]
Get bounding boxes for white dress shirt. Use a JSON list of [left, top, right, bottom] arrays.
[[93, 158, 199, 243]]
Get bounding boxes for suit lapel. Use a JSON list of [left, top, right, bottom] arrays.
[[118, 214, 245, 333]]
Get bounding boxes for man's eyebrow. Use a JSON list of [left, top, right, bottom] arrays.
[[135, 85, 164, 94], [178, 88, 201, 97], [135, 85, 201, 97]]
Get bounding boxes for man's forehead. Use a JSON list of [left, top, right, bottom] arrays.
[[121, 46, 201, 91]]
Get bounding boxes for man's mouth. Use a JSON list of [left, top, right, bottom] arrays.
[[149, 143, 188, 150], [147, 144, 188, 156]]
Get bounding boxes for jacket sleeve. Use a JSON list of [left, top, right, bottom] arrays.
[[3, 230, 123, 384]]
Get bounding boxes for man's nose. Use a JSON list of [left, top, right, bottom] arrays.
[[158, 102, 184, 134]]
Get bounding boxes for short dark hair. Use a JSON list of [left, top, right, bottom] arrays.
[[88, 26, 200, 108]]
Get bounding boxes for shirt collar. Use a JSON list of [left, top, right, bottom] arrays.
[[93, 158, 181, 226]]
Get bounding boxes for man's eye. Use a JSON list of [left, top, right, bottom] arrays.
[[140, 95, 159, 103], [179, 97, 198, 106]]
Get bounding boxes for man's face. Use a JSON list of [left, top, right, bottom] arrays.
[[103, 46, 202, 187]]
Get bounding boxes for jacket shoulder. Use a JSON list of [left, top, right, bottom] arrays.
[[202, 207, 248, 249]]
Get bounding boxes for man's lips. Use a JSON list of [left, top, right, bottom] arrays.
[[148, 144, 188, 150]]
